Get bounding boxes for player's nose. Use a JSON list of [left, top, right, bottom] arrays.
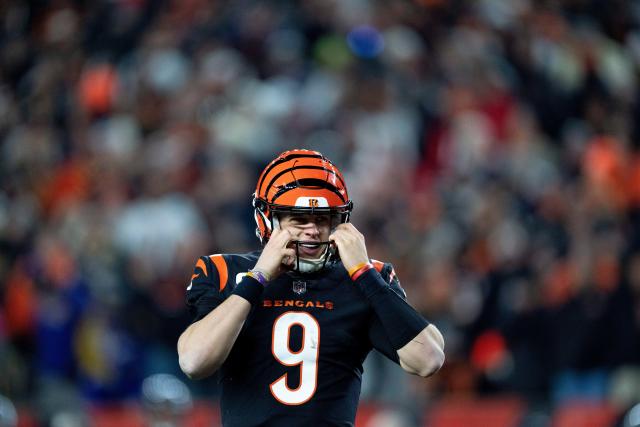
[[302, 222, 320, 238]]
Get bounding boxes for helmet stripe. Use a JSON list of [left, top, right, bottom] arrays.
[[271, 178, 346, 204], [257, 153, 324, 196], [263, 165, 346, 200]]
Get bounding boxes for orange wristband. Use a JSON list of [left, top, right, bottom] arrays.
[[350, 262, 374, 281], [347, 262, 368, 278]]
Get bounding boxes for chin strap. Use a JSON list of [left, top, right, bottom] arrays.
[[293, 242, 334, 273]]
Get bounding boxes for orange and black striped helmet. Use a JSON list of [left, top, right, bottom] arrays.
[[253, 149, 353, 243]]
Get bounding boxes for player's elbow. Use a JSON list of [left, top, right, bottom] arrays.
[[178, 350, 221, 380], [417, 324, 445, 377], [177, 332, 220, 379], [399, 341, 444, 377], [415, 343, 445, 377], [401, 326, 445, 377], [178, 354, 200, 379]]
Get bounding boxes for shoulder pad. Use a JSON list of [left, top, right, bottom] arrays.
[[370, 259, 397, 284], [209, 254, 229, 291], [189, 254, 229, 291]]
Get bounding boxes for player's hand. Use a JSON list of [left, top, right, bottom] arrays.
[[329, 223, 369, 274], [253, 228, 297, 281]]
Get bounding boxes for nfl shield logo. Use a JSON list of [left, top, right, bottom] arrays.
[[292, 280, 307, 295]]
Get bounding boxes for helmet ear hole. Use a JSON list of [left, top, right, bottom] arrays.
[[253, 195, 267, 212], [253, 195, 272, 244]]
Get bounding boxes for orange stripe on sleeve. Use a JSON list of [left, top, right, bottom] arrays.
[[371, 259, 396, 284], [209, 254, 229, 292], [371, 260, 385, 273], [195, 258, 208, 277]]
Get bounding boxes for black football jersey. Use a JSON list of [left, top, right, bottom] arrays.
[[186, 251, 410, 427]]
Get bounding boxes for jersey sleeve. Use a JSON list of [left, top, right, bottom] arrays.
[[367, 261, 410, 364], [185, 254, 231, 323]]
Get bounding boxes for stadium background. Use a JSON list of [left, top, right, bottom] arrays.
[[1, 0, 640, 426]]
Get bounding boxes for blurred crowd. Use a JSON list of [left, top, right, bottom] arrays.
[[2, 0, 640, 425]]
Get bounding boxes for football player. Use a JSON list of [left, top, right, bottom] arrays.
[[178, 149, 444, 427]]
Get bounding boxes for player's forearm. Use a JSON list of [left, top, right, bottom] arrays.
[[178, 295, 251, 379], [398, 324, 445, 377], [356, 268, 445, 376]]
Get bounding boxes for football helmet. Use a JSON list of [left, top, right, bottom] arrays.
[[253, 149, 353, 273]]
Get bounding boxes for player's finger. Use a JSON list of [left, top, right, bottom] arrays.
[[282, 247, 296, 258], [270, 228, 292, 247], [329, 226, 347, 238], [336, 222, 355, 231], [329, 229, 350, 246], [282, 256, 294, 266], [337, 223, 361, 239], [328, 237, 344, 252], [282, 248, 296, 266]]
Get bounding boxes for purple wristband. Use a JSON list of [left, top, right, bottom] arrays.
[[246, 270, 269, 286]]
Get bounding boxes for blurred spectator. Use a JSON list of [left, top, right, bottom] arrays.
[[141, 373, 192, 427], [0, 395, 17, 427]]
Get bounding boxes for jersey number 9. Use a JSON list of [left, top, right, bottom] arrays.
[[270, 312, 320, 405]]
